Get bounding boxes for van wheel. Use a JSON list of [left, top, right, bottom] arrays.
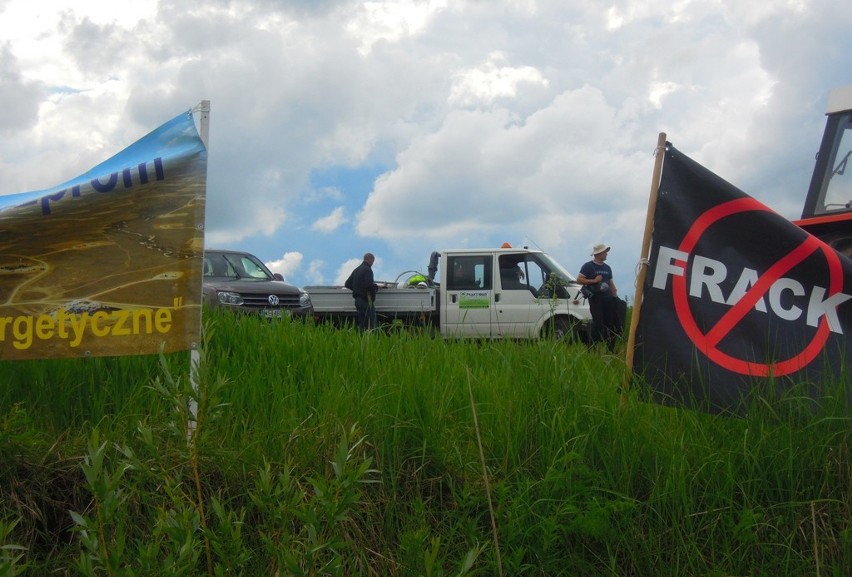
[[542, 317, 572, 341]]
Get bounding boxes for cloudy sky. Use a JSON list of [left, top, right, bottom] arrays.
[[1, 0, 850, 297]]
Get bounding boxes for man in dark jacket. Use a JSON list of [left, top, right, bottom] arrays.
[[344, 252, 378, 331]]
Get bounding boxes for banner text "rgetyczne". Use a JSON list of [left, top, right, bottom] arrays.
[[0, 304, 175, 350]]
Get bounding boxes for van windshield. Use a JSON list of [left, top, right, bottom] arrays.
[[536, 253, 579, 285]]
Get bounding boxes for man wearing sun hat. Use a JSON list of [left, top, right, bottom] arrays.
[[578, 243, 620, 351]]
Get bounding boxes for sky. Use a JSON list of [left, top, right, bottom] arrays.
[[1, 0, 851, 300]]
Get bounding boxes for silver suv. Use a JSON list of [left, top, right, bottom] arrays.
[[202, 249, 312, 319]]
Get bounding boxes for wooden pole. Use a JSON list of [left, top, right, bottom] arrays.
[[622, 132, 667, 404]]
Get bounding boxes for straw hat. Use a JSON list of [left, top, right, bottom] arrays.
[[591, 243, 610, 256]]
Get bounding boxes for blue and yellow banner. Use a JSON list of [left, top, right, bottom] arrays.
[[0, 109, 207, 360]]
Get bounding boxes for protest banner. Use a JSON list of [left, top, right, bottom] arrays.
[[0, 106, 207, 360], [631, 142, 851, 412]]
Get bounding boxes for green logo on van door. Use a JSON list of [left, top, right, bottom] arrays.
[[459, 291, 490, 309]]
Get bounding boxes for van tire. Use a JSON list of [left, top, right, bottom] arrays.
[[542, 317, 572, 341]]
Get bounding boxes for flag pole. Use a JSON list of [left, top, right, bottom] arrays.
[[622, 132, 666, 404], [188, 100, 210, 438]]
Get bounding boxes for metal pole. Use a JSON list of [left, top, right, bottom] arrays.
[[188, 100, 210, 436], [196, 100, 210, 149]]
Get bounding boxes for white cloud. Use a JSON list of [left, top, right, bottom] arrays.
[[346, 0, 449, 54], [265, 251, 303, 281], [334, 257, 363, 286], [305, 186, 345, 203], [647, 81, 680, 110], [206, 204, 287, 246], [312, 206, 347, 233], [449, 51, 548, 107], [1, 0, 850, 289], [356, 85, 649, 253], [305, 259, 326, 285], [0, 45, 43, 135]]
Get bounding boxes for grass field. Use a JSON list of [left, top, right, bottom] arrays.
[[1, 309, 849, 575]]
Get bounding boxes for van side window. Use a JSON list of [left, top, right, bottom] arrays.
[[499, 255, 528, 290], [447, 256, 492, 290]]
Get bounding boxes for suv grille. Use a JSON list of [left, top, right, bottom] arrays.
[[239, 292, 303, 309]]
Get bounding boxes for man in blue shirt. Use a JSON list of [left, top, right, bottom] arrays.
[[578, 244, 620, 351]]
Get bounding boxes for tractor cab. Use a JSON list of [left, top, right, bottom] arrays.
[[796, 86, 852, 256]]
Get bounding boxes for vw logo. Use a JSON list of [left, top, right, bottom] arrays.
[[267, 295, 280, 306]]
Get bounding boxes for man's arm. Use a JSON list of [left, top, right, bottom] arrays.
[[366, 268, 378, 299], [577, 262, 602, 286], [577, 273, 603, 285]]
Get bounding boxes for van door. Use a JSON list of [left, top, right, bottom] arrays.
[[493, 254, 542, 337], [441, 255, 493, 337]]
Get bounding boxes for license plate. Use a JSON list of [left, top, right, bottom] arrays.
[[262, 309, 284, 319]]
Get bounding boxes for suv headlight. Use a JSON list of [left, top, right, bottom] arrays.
[[217, 291, 244, 305], [299, 291, 312, 307]]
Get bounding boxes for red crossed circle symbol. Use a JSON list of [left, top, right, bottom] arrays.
[[672, 198, 844, 376]]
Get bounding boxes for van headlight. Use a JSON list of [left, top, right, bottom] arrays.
[[217, 291, 244, 305], [299, 291, 312, 307]]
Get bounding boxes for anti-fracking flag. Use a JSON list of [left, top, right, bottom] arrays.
[[0, 107, 207, 361], [633, 143, 851, 413]]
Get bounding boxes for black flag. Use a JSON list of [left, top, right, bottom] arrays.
[[633, 144, 851, 413]]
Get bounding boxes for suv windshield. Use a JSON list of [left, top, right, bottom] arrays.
[[204, 251, 274, 280]]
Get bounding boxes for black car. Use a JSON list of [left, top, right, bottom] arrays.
[[202, 249, 312, 318]]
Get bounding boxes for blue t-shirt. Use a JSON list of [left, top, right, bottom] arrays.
[[579, 260, 613, 296]]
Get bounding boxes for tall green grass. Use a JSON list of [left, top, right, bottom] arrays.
[[1, 308, 848, 575]]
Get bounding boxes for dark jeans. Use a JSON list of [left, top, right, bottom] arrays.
[[354, 296, 377, 332], [589, 294, 620, 351]]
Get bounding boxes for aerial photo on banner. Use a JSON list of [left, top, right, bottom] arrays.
[[0, 108, 208, 361]]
